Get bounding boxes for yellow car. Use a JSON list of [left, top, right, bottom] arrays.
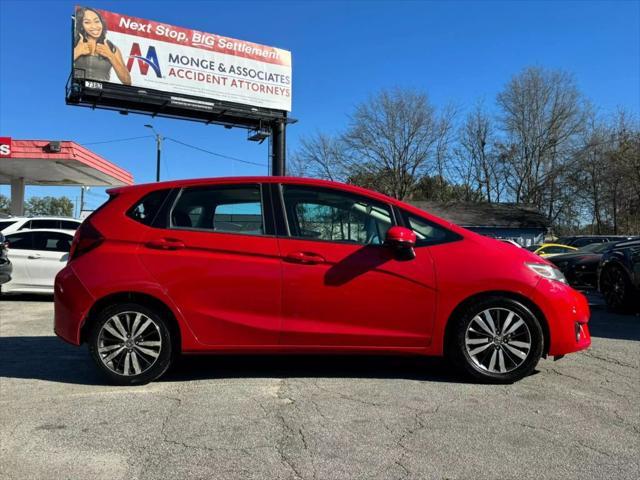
[[534, 243, 578, 258]]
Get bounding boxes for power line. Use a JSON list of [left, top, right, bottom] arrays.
[[81, 135, 154, 146], [165, 137, 267, 167]]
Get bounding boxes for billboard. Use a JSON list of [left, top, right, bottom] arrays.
[[72, 6, 292, 112]]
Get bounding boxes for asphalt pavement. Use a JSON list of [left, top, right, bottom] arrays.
[[0, 294, 638, 480]]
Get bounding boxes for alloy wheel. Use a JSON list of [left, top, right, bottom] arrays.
[[602, 268, 626, 308], [465, 307, 532, 374], [97, 311, 162, 376]]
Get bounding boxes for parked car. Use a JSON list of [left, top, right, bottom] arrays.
[[54, 177, 591, 385], [2, 229, 74, 294], [556, 235, 636, 248], [550, 241, 618, 289], [534, 243, 578, 258], [0, 216, 81, 234], [598, 239, 640, 312], [0, 233, 12, 285], [498, 239, 522, 248]]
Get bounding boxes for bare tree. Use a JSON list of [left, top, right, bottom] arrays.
[[342, 88, 453, 200], [456, 103, 505, 202], [496, 67, 588, 220], [288, 132, 349, 181]]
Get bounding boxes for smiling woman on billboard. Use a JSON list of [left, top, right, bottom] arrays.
[[73, 7, 131, 85]]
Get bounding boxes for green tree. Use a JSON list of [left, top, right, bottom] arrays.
[[24, 196, 74, 217], [0, 194, 9, 215]]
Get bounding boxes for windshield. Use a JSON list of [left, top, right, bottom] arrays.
[[578, 242, 612, 253]]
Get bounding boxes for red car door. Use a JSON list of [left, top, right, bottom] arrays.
[[138, 183, 282, 346], [277, 183, 437, 348]]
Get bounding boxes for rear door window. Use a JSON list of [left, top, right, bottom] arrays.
[[170, 185, 265, 236], [60, 220, 81, 230], [5, 232, 35, 250], [29, 219, 60, 229], [33, 232, 73, 252]]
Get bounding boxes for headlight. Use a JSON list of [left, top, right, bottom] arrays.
[[526, 262, 568, 284]]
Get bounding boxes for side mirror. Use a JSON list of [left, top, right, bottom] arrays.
[[384, 226, 416, 260]]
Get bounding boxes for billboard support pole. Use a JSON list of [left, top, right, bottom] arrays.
[[271, 118, 286, 176], [156, 134, 162, 182]]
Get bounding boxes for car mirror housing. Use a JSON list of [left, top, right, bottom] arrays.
[[385, 226, 417, 260]]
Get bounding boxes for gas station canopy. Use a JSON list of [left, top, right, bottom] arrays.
[[0, 139, 133, 215]]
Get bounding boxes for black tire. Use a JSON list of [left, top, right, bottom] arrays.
[[88, 302, 173, 386], [449, 296, 544, 384], [600, 264, 633, 313]]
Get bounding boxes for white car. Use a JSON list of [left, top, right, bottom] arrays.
[[0, 217, 82, 234], [1, 229, 74, 295]]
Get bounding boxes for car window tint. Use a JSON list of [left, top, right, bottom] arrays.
[[60, 220, 80, 230], [403, 212, 456, 246], [32, 232, 73, 252], [0, 220, 18, 232], [30, 219, 60, 229], [171, 185, 264, 236], [128, 189, 172, 226], [282, 185, 392, 245], [5, 232, 34, 250], [214, 202, 263, 235]]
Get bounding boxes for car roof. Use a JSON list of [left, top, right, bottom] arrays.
[[108, 176, 393, 199], [4, 228, 75, 236], [107, 176, 470, 234]]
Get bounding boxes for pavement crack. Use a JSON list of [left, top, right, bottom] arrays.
[[275, 378, 306, 480], [547, 367, 582, 381], [581, 351, 637, 369]]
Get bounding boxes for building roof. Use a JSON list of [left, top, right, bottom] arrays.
[[409, 201, 549, 229], [0, 140, 133, 186]]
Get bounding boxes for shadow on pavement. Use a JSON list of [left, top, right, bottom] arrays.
[[589, 306, 640, 341], [164, 353, 468, 384], [0, 336, 105, 385], [0, 293, 54, 302], [0, 335, 471, 385]]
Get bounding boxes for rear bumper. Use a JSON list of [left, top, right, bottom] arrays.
[[530, 278, 591, 356], [54, 265, 95, 345]]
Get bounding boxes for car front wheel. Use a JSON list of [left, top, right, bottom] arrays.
[[600, 265, 633, 312], [450, 297, 544, 383], [88, 303, 173, 385]]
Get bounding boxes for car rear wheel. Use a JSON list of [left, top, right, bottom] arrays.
[[600, 265, 633, 312], [88, 303, 173, 385], [450, 297, 544, 383]]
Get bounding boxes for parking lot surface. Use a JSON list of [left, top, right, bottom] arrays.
[[0, 294, 638, 480]]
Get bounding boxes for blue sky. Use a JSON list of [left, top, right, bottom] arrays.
[[1, 0, 639, 212]]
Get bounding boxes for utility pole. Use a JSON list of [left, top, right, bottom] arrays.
[[80, 186, 88, 214], [145, 124, 162, 181]]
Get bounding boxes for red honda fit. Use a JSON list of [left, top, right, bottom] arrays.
[[54, 177, 590, 385]]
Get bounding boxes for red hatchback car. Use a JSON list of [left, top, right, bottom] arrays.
[[54, 177, 591, 385]]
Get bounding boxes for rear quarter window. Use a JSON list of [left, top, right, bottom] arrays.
[[127, 189, 173, 227], [0, 220, 18, 232]]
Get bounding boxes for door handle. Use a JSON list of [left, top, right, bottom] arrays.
[[284, 251, 325, 265], [28, 254, 41, 259], [145, 238, 186, 251]]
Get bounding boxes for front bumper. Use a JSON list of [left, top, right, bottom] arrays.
[[530, 278, 591, 356], [54, 265, 94, 345]]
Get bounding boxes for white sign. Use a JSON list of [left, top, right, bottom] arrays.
[[73, 6, 292, 111]]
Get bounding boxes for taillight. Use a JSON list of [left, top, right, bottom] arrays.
[[68, 220, 104, 262]]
